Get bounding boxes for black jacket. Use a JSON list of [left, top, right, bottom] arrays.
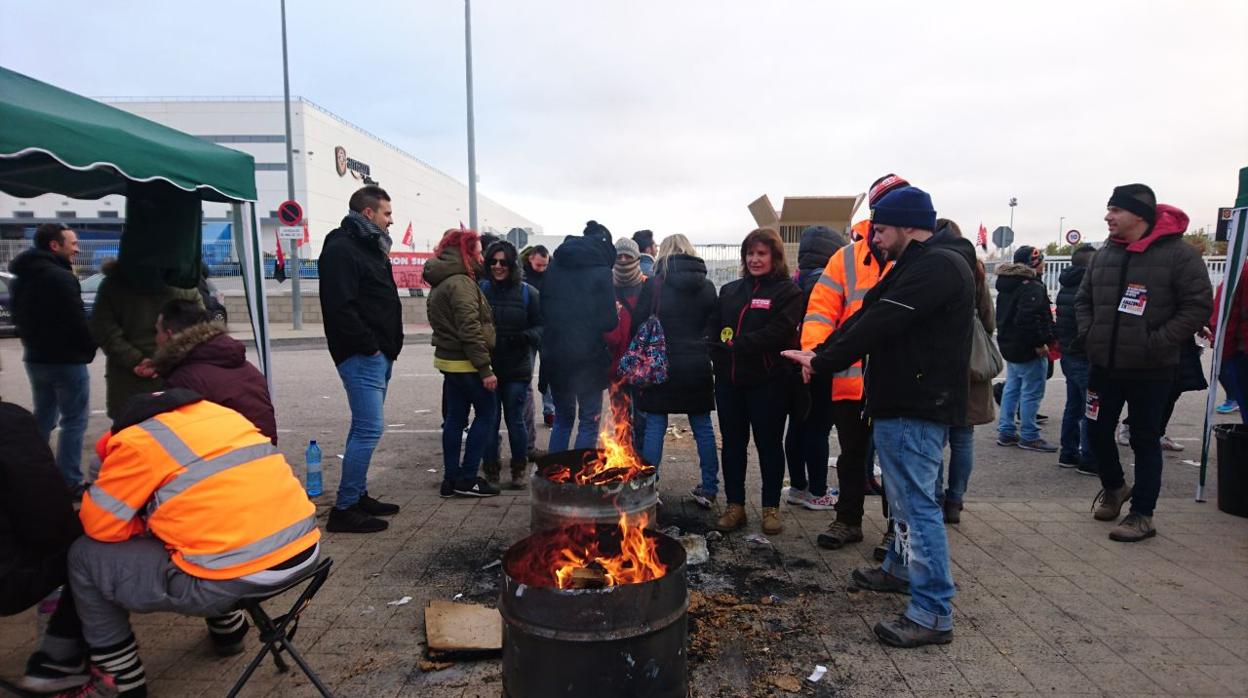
[[711, 274, 803, 388], [632, 255, 718, 414], [811, 239, 974, 426], [481, 242, 542, 383], [8, 248, 95, 364], [541, 234, 618, 393], [1055, 264, 1086, 357], [795, 229, 847, 307], [0, 402, 82, 614], [317, 216, 404, 366], [994, 263, 1055, 363]]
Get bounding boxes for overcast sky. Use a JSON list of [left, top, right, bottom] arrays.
[[2, 1, 1246, 247]]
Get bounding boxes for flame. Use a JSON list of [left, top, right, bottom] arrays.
[[542, 383, 654, 485], [510, 511, 669, 589]]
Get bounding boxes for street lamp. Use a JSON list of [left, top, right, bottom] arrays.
[[464, 0, 479, 232], [1008, 197, 1018, 255], [1059, 216, 1065, 247]]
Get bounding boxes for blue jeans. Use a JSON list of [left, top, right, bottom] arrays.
[[997, 357, 1047, 441], [642, 412, 719, 495], [1059, 355, 1093, 465], [874, 417, 955, 632], [549, 385, 603, 452], [335, 353, 393, 509], [25, 362, 90, 487], [938, 425, 974, 504], [486, 381, 528, 463], [442, 372, 499, 484]]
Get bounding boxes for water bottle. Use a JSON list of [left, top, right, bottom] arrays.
[[36, 586, 61, 641], [305, 440, 323, 497]]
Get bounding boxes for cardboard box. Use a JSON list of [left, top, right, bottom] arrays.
[[748, 193, 866, 247]]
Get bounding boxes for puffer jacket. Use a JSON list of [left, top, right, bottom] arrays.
[[1055, 264, 1087, 357], [1076, 204, 1213, 378], [480, 241, 541, 383], [995, 263, 1055, 363], [795, 227, 848, 307], [711, 273, 803, 388], [425, 247, 496, 378], [631, 255, 718, 414], [541, 235, 618, 393]]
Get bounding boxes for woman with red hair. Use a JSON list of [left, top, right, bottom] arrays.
[[425, 228, 500, 498]]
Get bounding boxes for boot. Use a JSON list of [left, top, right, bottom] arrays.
[[715, 504, 747, 532], [482, 460, 502, 485], [873, 614, 953, 648], [817, 521, 864, 550], [873, 528, 896, 562], [509, 458, 529, 490], [943, 499, 962, 524], [761, 507, 783, 535], [1092, 484, 1132, 521], [1108, 512, 1156, 542]]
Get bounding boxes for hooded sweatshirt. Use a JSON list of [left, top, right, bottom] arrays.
[[795, 226, 848, 306]]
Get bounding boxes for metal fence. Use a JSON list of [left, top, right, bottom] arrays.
[[1033, 255, 1227, 297]]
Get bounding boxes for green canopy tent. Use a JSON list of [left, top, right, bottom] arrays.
[[0, 65, 273, 386]]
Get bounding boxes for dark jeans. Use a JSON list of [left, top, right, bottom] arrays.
[[784, 378, 833, 497], [1086, 366, 1172, 517], [441, 372, 499, 484], [831, 400, 872, 526], [1229, 353, 1248, 425], [717, 381, 788, 507], [1059, 355, 1094, 466], [485, 381, 528, 463], [0, 550, 83, 644]]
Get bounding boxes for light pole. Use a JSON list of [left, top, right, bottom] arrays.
[[280, 0, 301, 329], [1059, 216, 1065, 248], [1008, 197, 1018, 256], [464, 0, 479, 232]]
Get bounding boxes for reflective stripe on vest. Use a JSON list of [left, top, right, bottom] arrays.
[[804, 312, 836, 327], [182, 514, 318, 570], [833, 365, 864, 379], [843, 252, 858, 299], [88, 484, 138, 521], [136, 418, 278, 511], [816, 273, 844, 294]]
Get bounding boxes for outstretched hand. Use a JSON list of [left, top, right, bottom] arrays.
[[780, 350, 816, 384]]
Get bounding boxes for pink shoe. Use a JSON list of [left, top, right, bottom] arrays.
[[803, 491, 839, 511]]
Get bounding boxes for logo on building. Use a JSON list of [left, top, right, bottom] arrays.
[[333, 146, 371, 180]]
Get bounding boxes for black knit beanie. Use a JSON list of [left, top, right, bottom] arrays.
[[1107, 184, 1156, 224]]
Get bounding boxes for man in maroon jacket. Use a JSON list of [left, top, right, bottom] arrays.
[[150, 300, 277, 443]]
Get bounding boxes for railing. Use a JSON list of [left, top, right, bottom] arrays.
[[1032, 255, 1228, 297]]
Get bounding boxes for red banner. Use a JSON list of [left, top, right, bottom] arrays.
[[389, 251, 433, 289]]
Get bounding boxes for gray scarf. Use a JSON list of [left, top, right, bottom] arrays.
[[347, 210, 393, 254]]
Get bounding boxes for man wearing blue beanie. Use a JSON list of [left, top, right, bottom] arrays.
[[784, 186, 972, 647]]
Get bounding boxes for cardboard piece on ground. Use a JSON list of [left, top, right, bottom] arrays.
[[424, 600, 502, 654]]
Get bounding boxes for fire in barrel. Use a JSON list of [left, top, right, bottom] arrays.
[[500, 513, 688, 697], [531, 432, 658, 531]]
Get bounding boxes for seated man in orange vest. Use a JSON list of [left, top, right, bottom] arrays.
[[70, 389, 320, 697]]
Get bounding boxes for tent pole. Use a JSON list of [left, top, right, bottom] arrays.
[[1202, 206, 1248, 501]]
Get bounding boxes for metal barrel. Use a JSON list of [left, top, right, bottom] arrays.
[[530, 449, 658, 532], [499, 526, 688, 698]]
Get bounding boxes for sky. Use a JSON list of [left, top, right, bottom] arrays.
[[2, 0, 1246, 247]]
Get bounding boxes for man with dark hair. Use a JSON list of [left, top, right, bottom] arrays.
[[995, 245, 1058, 452], [1076, 184, 1211, 542], [632, 229, 657, 276], [1056, 244, 1098, 475], [318, 185, 404, 533], [151, 299, 277, 444], [520, 244, 553, 447], [8, 223, 95, 492]]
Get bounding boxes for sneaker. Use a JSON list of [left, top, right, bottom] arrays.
[[761, 507, 783, 535], [357, 491, 400, 516], [715, 504, 747, 532], [1018, 438, 1059, 453], [1076, 462, 1098, 477], [53, 665, 119, 697], [689, 485, 716, 510], [873, 530, 895, 562], [783, 486, 811, 505], [439, 479, 455, 498], [943, 498, 963, 524], [1057, 455, 1080, 469], [1109, 512, 1157, 542], [1216, 399, 1239, 414], [817, 521, 863, 549], [803, 491, 838, 511], [1035, 413, 1049, 424], [1116, 423, 1131, 446], [1159, 435, 1185, 452], [1092, 483, 1133, 521], [851, 567, 910, 594], [873, 614, 953, 648], [327, 505, 388, 533], [454, 477, 501, 498], [996, 433, 1020, 447], [17, 651, 89, 693]]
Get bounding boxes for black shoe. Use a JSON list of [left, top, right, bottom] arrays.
[[873, 614, 953, 648], [873, 530, 895, 562], [17, 651, 89, 693], [327, 505, 388, 533], [440, 479, 455, 498], [851, 567, 910, 594], [358, 491, 400, 517], [1076, 462, 1098, 477], [207, 612, 249, 657], [1058, 455, 1080, 469], [943, 499, 962, 524], [454, 477, 501, 498], [1035, 413, 1049, 424]]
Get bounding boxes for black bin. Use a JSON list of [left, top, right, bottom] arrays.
[[1213, 424, 1248, 518]]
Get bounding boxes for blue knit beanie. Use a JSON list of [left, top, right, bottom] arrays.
[[872, 186, 936, 232]]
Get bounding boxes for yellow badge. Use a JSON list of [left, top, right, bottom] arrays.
[[720, 327, 734, 343]]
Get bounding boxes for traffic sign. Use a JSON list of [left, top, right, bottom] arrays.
[[278, 226, 304, 240], [1065, 229, 1082, 245], [277, 200, 303, 226], [991, 226, 1014, 248]]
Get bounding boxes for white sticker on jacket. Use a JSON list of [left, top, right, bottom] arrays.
[[750, 298, 772, 309], [1085, 390, 1100, 421], [1117, 283, 1148, 316]]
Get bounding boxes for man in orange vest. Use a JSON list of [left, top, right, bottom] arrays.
[[801, 174, 907, 551], [69, 390, 321, 697]]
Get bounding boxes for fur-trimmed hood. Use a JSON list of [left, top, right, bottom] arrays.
[[152, 322, 240, 376]]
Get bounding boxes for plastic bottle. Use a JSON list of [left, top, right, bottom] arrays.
[[36, 586, 61, 641], [305, 440, 323, 497]]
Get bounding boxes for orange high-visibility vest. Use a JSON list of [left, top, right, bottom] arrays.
[[800, 239, 892, 401], [81, 400, 319, 580]]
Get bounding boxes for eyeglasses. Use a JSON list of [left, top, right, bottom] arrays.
[[488, 259, 509, 267]]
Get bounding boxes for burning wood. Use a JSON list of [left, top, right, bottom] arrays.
[[541, 387, 655, 486], [508, 512, 669, 590]]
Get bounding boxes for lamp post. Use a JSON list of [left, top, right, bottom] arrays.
[[1008, 197, 1018, 256], [1059, 216, 1065, 248], [464, 0, 479, 232], [280, 0, 301, 329]]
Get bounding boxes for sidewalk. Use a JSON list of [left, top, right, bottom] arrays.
[[229, 323, 432, 350]]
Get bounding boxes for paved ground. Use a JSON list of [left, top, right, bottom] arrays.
[[1, 340, 1246, 697]]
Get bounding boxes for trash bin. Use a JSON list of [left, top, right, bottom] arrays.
[[1213, 424, 1248, 518]]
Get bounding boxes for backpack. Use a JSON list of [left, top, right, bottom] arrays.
[[617, 278, 670, 387]]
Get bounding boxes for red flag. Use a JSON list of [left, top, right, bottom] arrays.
[[302, 220, 310, 245], [402, 221, 414, 249], [977, 223, 988, 251], [273, 232, 287, 283], [274, 233, 286, 265]]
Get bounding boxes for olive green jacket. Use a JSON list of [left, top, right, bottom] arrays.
[[424, 248, 495, 378]]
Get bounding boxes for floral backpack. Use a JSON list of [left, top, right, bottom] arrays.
[[617, 277, 670, 387]]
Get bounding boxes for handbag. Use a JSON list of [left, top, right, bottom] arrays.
[[617, 278, 670, 387], [969, 314, 1004, 382]]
